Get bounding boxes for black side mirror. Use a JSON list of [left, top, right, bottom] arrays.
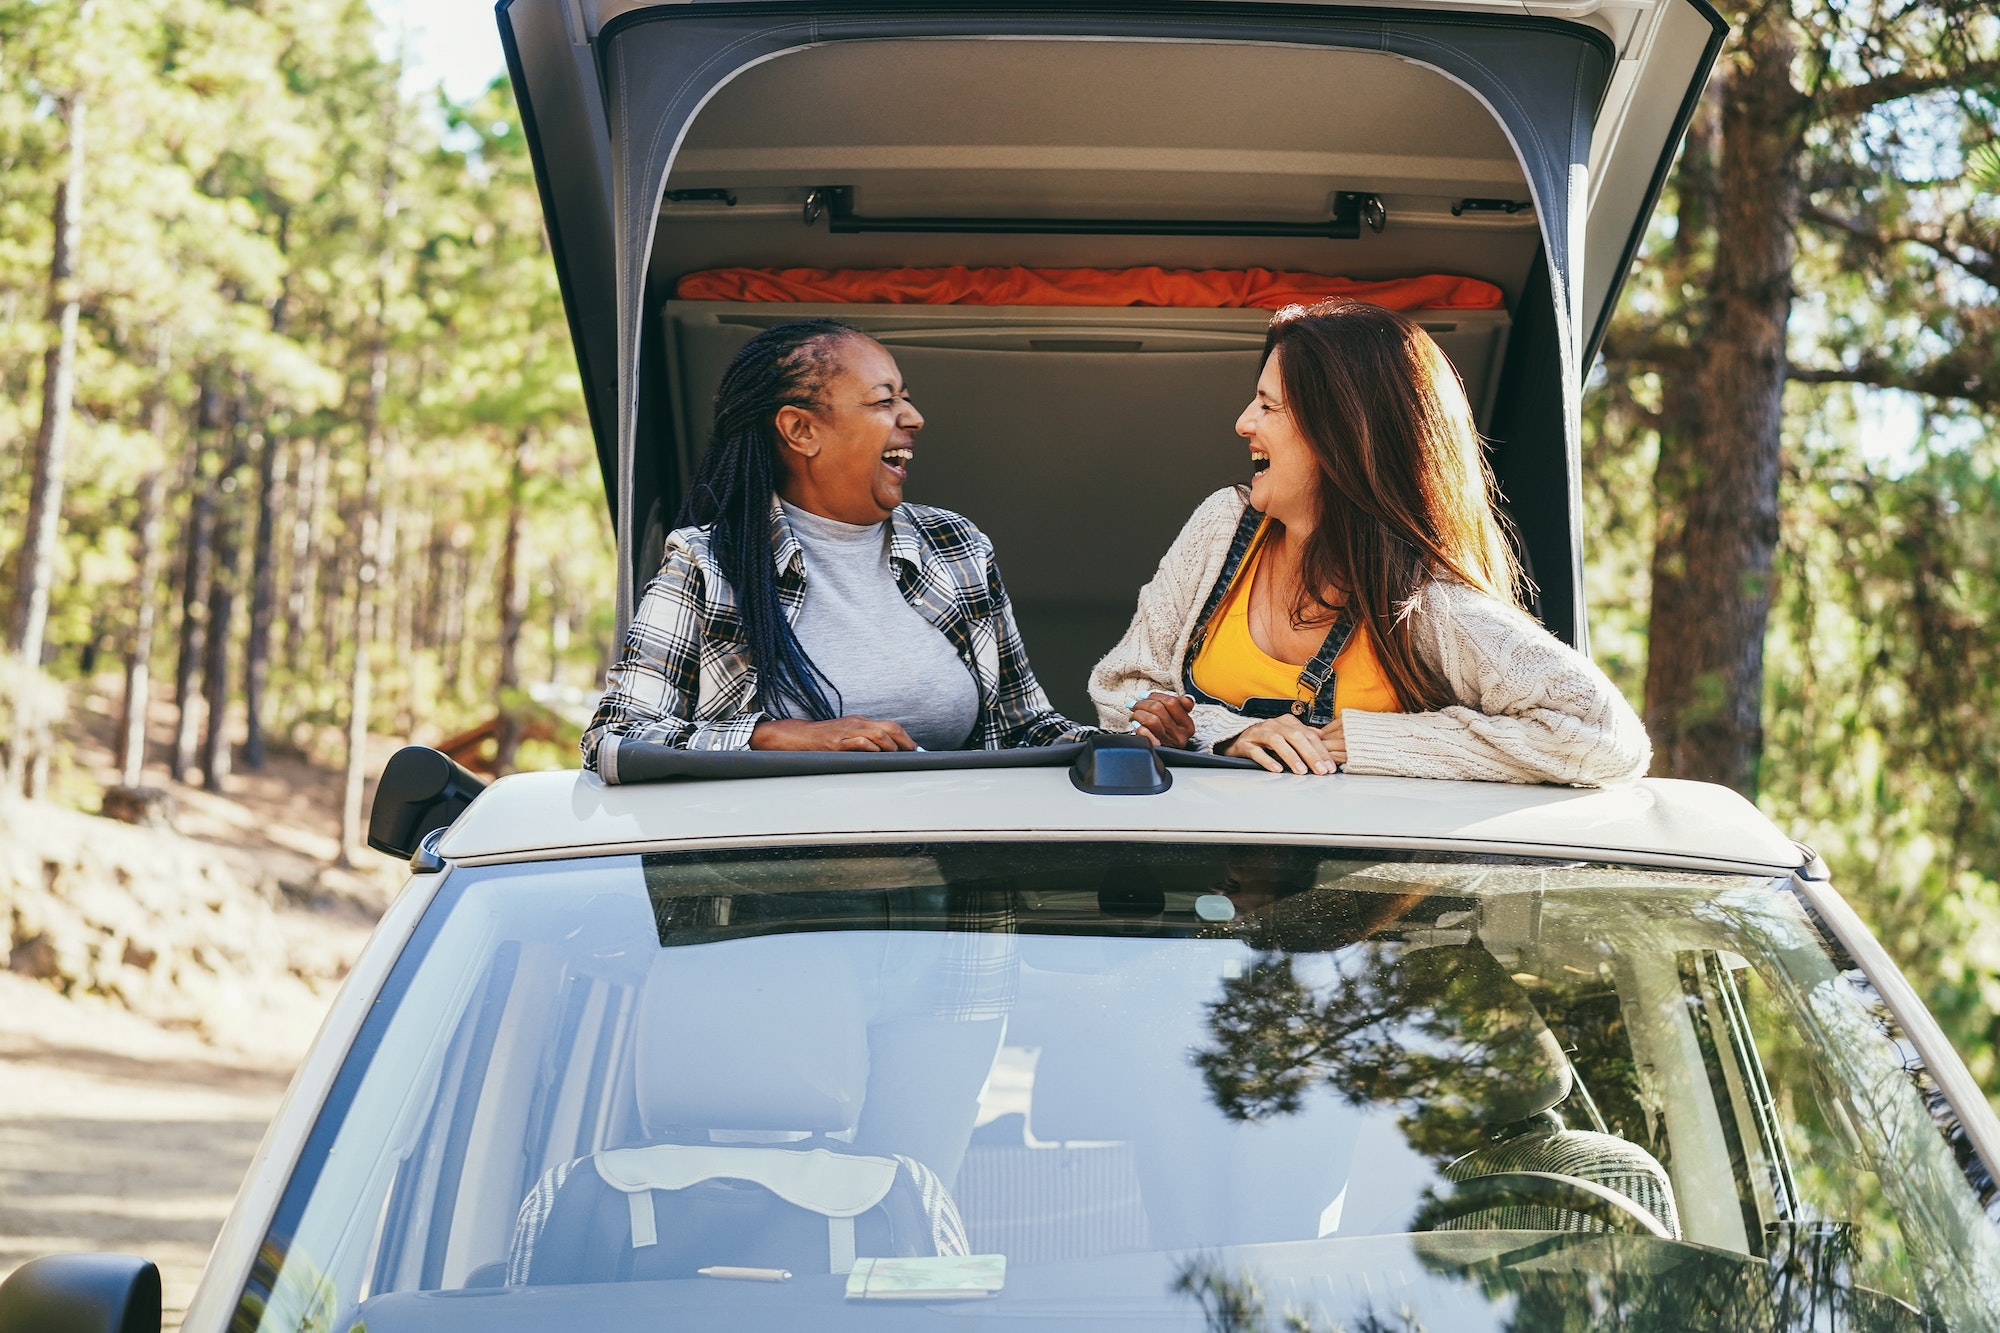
[[367, 745, 488, 861], [0, 1254, 161, 1333]]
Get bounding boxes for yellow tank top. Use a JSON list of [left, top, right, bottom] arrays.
[[1190, 526, 1404, 716]]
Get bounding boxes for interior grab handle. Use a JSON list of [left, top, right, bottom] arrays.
[[803, 187, 1387, 240]]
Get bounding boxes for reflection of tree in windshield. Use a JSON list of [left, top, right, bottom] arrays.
[[1169, 1231, 1918, 1333], [1428, 1225, 1920, 1332], [228, 1233, 338, 1333], [1192, 940, 1570, 1166], [1183, 903, 1929, 1332]]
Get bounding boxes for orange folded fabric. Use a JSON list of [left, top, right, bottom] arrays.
[[675, 265, 1503, 311]]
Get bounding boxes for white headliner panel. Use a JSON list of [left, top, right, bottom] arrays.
[[676, 39, 1526, 215], [439, 770, 1805, 875], [655, 38, 1544, 301], [592, 0, 1716, 349]]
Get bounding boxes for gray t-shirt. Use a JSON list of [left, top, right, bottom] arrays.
[[773, 500, 981, 750]]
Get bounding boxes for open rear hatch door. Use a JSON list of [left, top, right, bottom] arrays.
[[499, 0, 1722, 704]]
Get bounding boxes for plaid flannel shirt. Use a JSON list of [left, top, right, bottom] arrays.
[[583, 500, 1089, 778]]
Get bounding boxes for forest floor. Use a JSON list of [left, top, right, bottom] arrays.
[[0, 681, 406, 1328], [0, 976, 289, 1329]]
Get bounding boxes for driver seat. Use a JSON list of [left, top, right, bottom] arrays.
[[1442, 1120, 1681, 1237], [506, 934, 969, 1285], [1415, 947, 1681, 1238]]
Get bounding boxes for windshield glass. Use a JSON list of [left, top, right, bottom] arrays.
[[234, 844, 2000, 1332]]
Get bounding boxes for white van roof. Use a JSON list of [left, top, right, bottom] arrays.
[[437, 770, 1806, 877]]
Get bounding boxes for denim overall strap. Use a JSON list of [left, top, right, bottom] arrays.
[[1295, 614, 1355, 727], [1181, 504, 1355, 727], [1180, 504, 1269, 706]]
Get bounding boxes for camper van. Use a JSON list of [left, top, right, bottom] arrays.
[[7, 1, 2000, 1329]]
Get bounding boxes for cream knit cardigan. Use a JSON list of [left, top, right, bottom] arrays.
[[1089, 487, 1652, 786]]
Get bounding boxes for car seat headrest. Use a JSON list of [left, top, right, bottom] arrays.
[[633, 932, 869, 1136], [1397, 944, 1572, 1127]]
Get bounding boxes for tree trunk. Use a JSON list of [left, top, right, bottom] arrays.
[[201, 405, 251, 790], [242, 418, 286, 769], [492, 429, 532, 775], [442, 535, 468, 700], [393, 503, 423, 735], [118, 482, 167, 784], [283, 436, 321, 677], [376, 482, 404, 736], [171, 385, 222, 784], [8, 96, 86, 669], [418, 506, 446, 655], [1642, 5, 1803, 797], [318, 491, 352, 695], [117, 337, 173, 786], [77, 606, 104, 676], [548, 574, 569, 685], [338, 345, 390, 867]]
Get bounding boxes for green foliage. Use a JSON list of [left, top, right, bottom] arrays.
[[1590, 0, 2000, 1099], [1966, 141, 2000, 197], [0, 0, 608, 774]]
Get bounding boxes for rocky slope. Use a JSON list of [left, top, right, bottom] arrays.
[[1, 798, 375, 1056]]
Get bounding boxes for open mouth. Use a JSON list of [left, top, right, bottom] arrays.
[[1250, 450, 1270, 476], [882, 447, 913, 477]]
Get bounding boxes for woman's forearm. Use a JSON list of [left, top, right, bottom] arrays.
[[1340, 705, 1648, 786], [583, 710, 765, 779], [1381, 583, 1652, 786]]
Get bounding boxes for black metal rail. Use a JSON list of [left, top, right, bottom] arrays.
[[804, 185, 1386, 240]]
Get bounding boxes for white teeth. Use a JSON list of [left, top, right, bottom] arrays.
[[882, 448, 912, 463]]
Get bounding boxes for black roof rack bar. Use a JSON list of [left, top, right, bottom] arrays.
[[608, 737, 1259, 786], [805, 186, 1385, 240]]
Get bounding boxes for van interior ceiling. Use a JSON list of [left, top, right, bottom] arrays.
[[642, 39, 1574, 719]]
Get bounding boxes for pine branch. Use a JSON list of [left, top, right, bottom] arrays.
[[1817, 58, 2000, 120], [1801, 204, 1999, 289], [1788, 354, 1999, 407], [1596, 326, 1699, 368]]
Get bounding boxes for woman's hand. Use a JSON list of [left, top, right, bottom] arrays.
[[1319, 715, 1346, 765], [1220, 713, 1346, 775], [1128, 692, 1196, 748], [751, 716, 918, 752]]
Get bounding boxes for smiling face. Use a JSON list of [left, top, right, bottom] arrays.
[[773, 335, 925, 524], [1235, 348, 1319, 533]]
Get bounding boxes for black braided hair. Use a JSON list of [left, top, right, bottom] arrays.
[[675, 318, 862, 722]]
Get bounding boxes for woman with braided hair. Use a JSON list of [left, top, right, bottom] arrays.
[[583, 318, 1102, 775]]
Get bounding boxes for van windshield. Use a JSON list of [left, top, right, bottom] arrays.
[[234, 845, 2000, 1332]]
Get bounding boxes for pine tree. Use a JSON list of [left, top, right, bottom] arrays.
[[1599, 0, 2000, 795]]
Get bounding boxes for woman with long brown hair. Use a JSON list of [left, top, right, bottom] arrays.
[[1091, 299, 1649, 783]]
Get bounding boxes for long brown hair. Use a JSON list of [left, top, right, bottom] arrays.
[[1262, 299, 1525, 711]]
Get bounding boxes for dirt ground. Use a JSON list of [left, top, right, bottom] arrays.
[[50, 677, 410, 907], [2, 683, 404, 1329], [0, 974, 293, 1329]]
